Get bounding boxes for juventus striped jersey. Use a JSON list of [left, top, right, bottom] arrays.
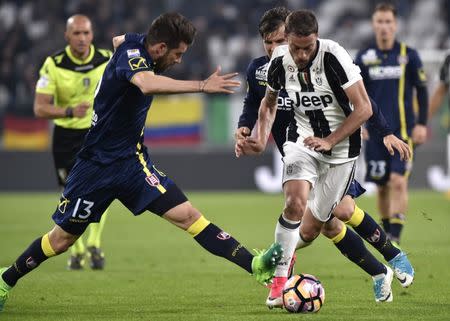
[[267, 40, 363, 164]]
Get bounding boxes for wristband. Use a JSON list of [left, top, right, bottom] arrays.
[[65, 107, 74, 118]]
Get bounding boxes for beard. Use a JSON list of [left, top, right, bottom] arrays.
[[153, 55, 173, 73]]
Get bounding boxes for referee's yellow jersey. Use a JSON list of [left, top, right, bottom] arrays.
[[36, 45, 112, 129]]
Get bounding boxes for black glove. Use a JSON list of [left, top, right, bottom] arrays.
[[267, 56, 284, 91]]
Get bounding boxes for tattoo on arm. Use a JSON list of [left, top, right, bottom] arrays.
[[265, 90, 278, 109]]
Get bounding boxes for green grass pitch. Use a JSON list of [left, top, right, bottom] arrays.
[[0, 191, 449, 320]]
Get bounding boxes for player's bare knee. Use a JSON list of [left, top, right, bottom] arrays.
[[48, 226, 78, 254], [284, 196, 306, 221], [172, 203, 201, 230], [332, 197, 355, 221], [300, 228, 319, 242], [390, 175, 407, 193], [321, 219, 342, 239]]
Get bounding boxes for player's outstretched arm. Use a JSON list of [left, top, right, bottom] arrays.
[[131, 66, 240, 95]]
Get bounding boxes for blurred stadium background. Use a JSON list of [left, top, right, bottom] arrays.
[[0, 0, 449, 191]]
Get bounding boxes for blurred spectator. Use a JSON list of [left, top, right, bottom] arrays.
[[0, 0, 448, 135]]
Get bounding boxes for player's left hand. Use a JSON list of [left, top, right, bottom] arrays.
[[411, 124, 427, 145], [383, 134, 411, 161], [202, 66, 241, 94], [303, 136, 333, 152]]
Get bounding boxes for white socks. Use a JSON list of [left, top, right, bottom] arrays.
[[274, 214, 300, 277]]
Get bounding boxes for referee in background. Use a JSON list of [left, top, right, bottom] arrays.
[[33, 14, 111, 270]]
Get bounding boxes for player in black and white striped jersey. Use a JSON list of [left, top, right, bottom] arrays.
[[238, 10, 412, 304]]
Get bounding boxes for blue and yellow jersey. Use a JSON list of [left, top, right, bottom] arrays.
[[238, 55, 293, 155], [78, 33, 154, 164], [36, 45, 112, 129], [355, 41, 428, 140]]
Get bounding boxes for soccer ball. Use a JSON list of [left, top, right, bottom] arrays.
[[282, 274, 325, 313]]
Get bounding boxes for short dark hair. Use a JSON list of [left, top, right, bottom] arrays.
[[146, 12, 196, 49], [373, 2, 397, 17], [258, 7, 291, 38], [285, 10, 318, 37]]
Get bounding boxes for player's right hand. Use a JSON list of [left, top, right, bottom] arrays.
[[235, 136, 266, 157], [235, 127, 251, 141], [73, 102, 90, 118], [202, 66, 241, 94]]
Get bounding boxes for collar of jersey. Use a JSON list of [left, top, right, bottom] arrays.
[[65, 45, 95, 65], [299, 39, 320, 72]]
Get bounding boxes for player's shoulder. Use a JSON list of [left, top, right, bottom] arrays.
[[115, 33, 147, 56], [319, 38, 348, 56], [247, 55, 269, 76], [355, 42, 376, 58], [272, 45, 289, 59], [249, 55, 269, 69]]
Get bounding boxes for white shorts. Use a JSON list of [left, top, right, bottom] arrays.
[[282, 143, 356, 222]]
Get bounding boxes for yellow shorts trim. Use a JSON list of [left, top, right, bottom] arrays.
[[187, 215, 211, 237], [41, 233, 56, 257]]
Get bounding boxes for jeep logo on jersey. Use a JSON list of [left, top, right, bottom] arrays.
[[293, 92, 333, 110]]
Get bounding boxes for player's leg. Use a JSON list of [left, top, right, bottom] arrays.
[[321, 218, 393, 302], [265, 145, 317, 308], [377, 185, 391, 235], [52, 129, 91, 271], [385, 144, 412, 244], [147, 184, 282, 284], [364, 138, 391, 234], [0, 225, 80, 311], [311, 160, 392, 302], [123, 155, 282, 285], [335, 196, 414, 286], [334, 196, 400, 261], [266, 179, 309, 308], [86, 209, 108, 270], [68, 237, 86, 270], [388, 173, 408, 244]]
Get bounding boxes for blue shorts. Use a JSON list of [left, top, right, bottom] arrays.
[[52, 152, 187, 235], [364, 136, 412, 185], [346, 179, 366, 198]]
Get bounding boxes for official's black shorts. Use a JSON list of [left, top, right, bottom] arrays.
[[52, 125, 89, 186]]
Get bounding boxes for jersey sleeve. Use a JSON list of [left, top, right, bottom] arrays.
[[354, 50, 369, 85], [328, 42, 362, 90], [115, 46, 153, 81], [35, 57, 57, 95], [366, 97, 392, 137], [408, 48, 429, 125], [439, 54, 450, 85], [408, 48, 427, 88], [238, 62, 260, 129]]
